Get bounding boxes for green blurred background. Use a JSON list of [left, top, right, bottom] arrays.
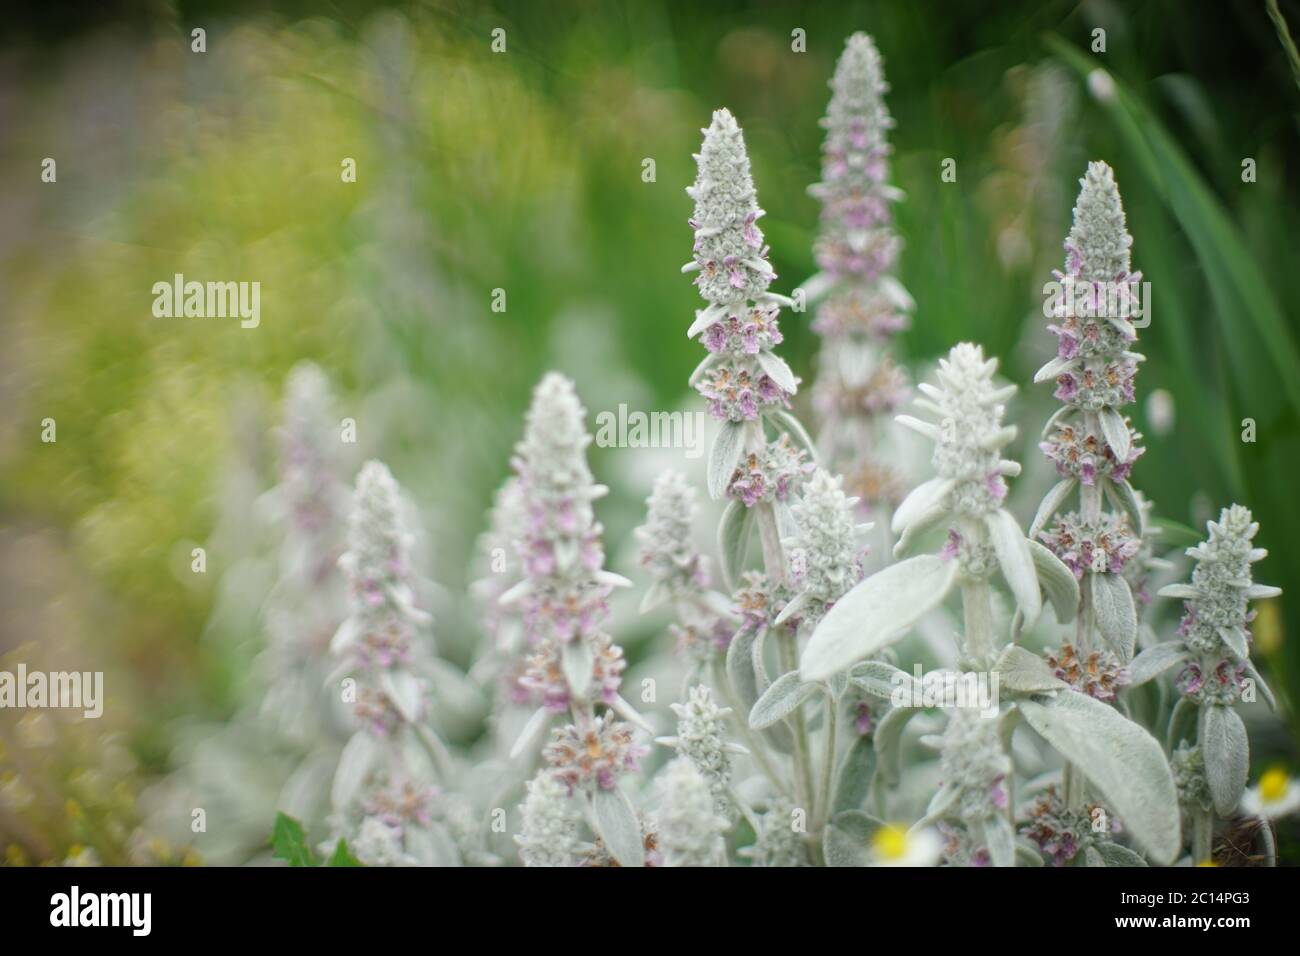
[[1, 0, 1297, 864]]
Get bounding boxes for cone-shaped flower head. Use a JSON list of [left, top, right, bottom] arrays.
[[896, 344, 1019, 525], [278, 361, 348, 545], [1036, 161, 1145, 483], [685, 109, 798, 426], [786, 467, 867, 627], [516, 770, 582, 867], [335, 461, 428, 676], [1159, 505, 1282, 667], [938, 707, 1011, 828], [636, 471, 709, 601], [810, 32, 902, 282], [686, 108, 776, 305], [653, 756, 729, 867], [660, 685, 735, 819], [741, 799, 807, 866], [509, 373, 627, 647]]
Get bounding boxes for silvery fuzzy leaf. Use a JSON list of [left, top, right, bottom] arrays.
[[406, 820, 459, 866], [707, 421, 746, 500], [1084, 846, 1106, 867], [1200, 704, 1248, 817], [849, 660, 913, 700], [421, 657, 488, 729], [892, 496, 949, 559], [1031, 478, 1077, 537], [800, 555, 958, 681], [987, 508, 1041, 626], [330, 617, 361, 656], [1244, 661, 1277, 711], [748, 670, 817, 730], [828, 669, 850, 700], [834, 735, 877, 814], [1104, 477, 1144, 538], [1158, 583, 1201, 600], [498, 578, 532, 606], [1017, 690, 1180, 864], [995, 645, 1068, 695], [756, 350, 798, 395], [1246, 583, 1283, 600], [822, 826, 868, 867], [1166, 696, 1199, 753], [768, 409, 818, 464], [591, 787, 645, 867], [1033, 354, 1073, 384], [332, 731, 380, 810], [775, 499, 800, 540], [1095, 842, 1148, 867], [726, 628, 759, 710], [918, 783, 961, 827], [872, 706, 921, 789], [686, 303, 726, 340], [1099, 406, 1131, 462], [985, 815, 1016, 868], [689, 351, 719, 387], [639, 580, 668, 614], [509, 706, 552, 760], [1217, 626, 1249, 661], [381, 669, 425, 724], [773, 589, 812, 627], [562, 638, 594, 700], [824, 810, 880, 867], [1126, 642, 1189, 687], [1015, 841, 1045, 867], [879, 275, 915, 310], [891, 477, 954, 536], [718, 498, 754, 593], [1091, 572, 1137, 659]]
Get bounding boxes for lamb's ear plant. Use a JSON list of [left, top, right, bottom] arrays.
[[324, 460, 461, 865], [679, 107, 883, 862], [502, 373, 650, 867], [802, 32, 914, 514], [1129, 505, 1282, 863]]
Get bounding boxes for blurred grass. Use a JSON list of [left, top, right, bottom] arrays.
[[0, 0, 1297, 861]]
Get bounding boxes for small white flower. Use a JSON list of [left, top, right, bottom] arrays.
[[869, 823, 943, 867], [1241, 768, 1300, 820]]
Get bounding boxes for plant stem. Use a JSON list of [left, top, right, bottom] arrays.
[[815, 689, 839, 833]]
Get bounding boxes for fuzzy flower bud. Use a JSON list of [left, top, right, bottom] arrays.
[[517, 770, 582, 867], [636, 471, 709, 599], [653, 757, 728, 867], [938, 707, 1011, 827], [685, 108, 776, 304], [1165, 505, 1280, 660], [662, 685, 735, 820], [787, 467, 867, 627], [741, 800, 808, 866]]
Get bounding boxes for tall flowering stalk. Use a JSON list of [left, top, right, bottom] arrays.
[[684, 107, 880, 858], [503, 373, 648, 867], [259, 362, 350, 748], [1128, 505, 1281, 862], [1031, 161, 1148, 664], [325, 461, 456, 865], [803, 32, 914, 511]]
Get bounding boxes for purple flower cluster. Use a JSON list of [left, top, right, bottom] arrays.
[[1038, 511, 1141, 580], [725, 434, 809, 508], [1040, 418, 1144, 485]]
